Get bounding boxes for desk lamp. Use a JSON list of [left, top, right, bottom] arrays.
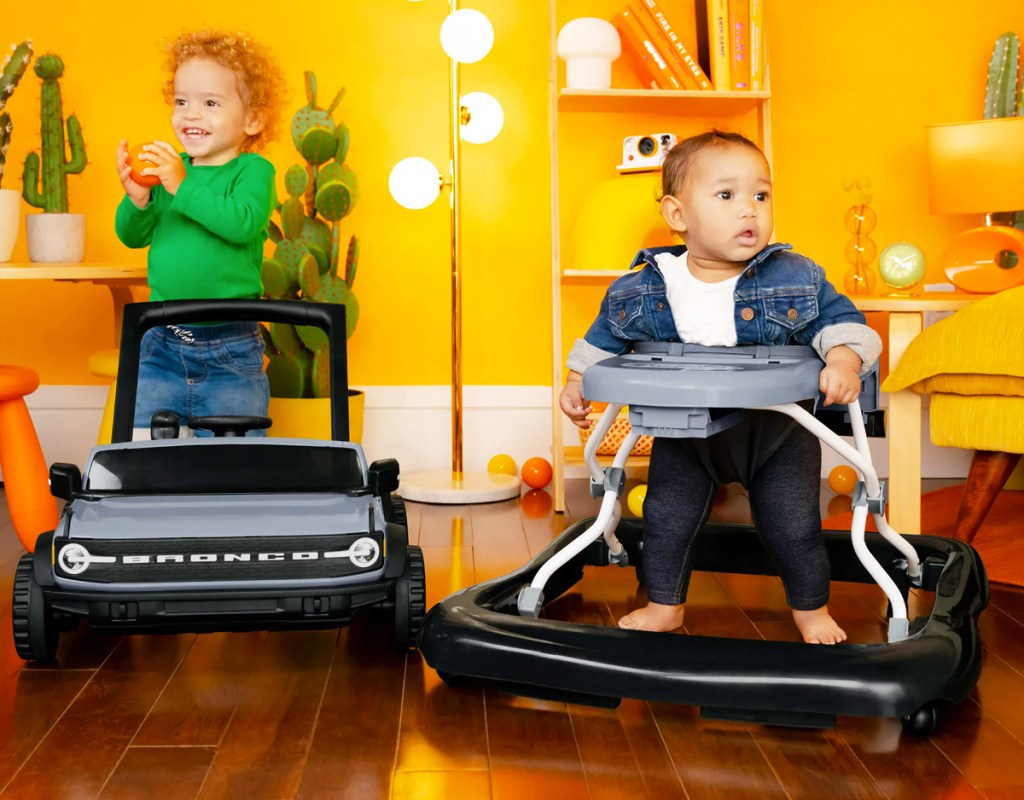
[[925, 117, 1024, 293]]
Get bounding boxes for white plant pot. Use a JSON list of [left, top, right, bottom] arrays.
[[26, 212, 86, 263], [0, 189, 21, 262]]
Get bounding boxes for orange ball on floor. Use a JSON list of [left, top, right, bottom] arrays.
[[520, 456, 553, 490], [828, 465, 858, 496]]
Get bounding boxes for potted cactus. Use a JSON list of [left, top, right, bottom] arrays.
[[261, 71, 362, 440], [22, 53, 87, 262], [0, 40, 32, 262]]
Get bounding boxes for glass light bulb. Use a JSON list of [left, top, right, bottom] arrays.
[[440, 9, 494, 63], [460, 92, 504, 144], [389, 157, 441, 210]]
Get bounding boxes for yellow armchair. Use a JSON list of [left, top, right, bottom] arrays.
[[882, 285, 1024, 542]]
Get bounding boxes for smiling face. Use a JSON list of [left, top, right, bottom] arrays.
[[661, 142, 774, 282], [172, 57, 264, 166]]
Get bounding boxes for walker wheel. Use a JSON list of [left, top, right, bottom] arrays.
[[901, 703, 940, 738]]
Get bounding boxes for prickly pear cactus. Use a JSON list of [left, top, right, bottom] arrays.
[[0, 40, 33, 189], [262, 71, 361, 399], [984, 32, 1024, 229], [21, 53, 87, 213]]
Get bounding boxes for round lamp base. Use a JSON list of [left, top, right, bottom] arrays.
[[399, 469, 521, 504], [943, 225, 1024, 293]]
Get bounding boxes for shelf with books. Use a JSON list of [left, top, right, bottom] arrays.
[[548, 0, 772, 511]]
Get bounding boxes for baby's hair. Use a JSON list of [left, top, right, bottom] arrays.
[[659, 129, 765, 198], [162, 29, 287, 152]]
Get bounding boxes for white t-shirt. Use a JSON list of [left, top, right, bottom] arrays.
[[656, 251, 740, 346]]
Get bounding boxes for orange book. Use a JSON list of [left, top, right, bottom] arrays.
[[749, 0, 765, 90], [640, 0, 713, 90], [705, 0, 730, 90], [727, 0, 750, 90], [626, 0, 691, 89], [617, 6, 681, 90]]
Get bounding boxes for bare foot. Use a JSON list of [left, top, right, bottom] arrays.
[[618, 602, 685, 632], [792, 606, 847, 644]]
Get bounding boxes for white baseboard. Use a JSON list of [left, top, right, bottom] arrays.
[[6, 385, 971, 483], [8, 385, 554, 480]]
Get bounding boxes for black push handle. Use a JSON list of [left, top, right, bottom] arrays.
[[111, 299, 349, 444]]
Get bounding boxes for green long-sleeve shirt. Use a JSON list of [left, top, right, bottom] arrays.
[[115, 153, 276, 302]]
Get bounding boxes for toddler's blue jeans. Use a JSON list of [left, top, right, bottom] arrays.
[[133, 321, 269, 437], [641, 410, 828, 611]]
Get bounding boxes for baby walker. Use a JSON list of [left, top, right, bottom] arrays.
[[418, 343, 988, 737]]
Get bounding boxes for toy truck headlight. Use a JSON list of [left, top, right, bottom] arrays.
[[349, 537, 380, 567]]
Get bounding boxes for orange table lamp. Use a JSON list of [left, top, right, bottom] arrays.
[[925, 117, 1024, 293]]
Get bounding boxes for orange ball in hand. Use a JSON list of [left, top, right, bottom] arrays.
[[127, 143, 160, 187], [828, 465, 858, 496], [520, 456, 553, 490]]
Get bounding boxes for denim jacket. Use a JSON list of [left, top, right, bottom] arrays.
[[567, 243, 882, 374]]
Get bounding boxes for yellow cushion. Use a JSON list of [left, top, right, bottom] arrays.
[[929, 393, 1024, 454], [881, 285, 1024, 396]]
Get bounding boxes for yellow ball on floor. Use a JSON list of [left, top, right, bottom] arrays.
[[627, 483, 647, 517], [488, 453, 517, 476]]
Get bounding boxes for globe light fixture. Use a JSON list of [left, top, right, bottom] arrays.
[[460, 91, 504, 144], [388, 157, 442, 211], [440, 8, 494, 63]]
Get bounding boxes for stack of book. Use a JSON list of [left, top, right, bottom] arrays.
[[615, 0, 765, 92]]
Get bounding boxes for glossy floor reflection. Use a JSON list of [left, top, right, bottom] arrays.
[[0, 480, 1020, 799]]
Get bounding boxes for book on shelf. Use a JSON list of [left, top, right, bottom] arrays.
[[749, 0, 765, 90], [616, 5, 682, 90], [728, 0, 750, 90], [705, 0, 730, 90], [639, 0, 713, 90], [624, 1, 691, 89]]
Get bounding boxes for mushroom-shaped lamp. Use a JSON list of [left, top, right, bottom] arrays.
[[556, 18, 621, 90]]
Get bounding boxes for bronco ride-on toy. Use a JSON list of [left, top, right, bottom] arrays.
[[12, 299, 425, 661]]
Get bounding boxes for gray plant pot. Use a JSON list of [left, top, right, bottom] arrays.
[[26, 212, 86, 263]]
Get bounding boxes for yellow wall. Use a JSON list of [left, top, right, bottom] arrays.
[[2, 1, 1022, 387], [0, 0, 552, 386]]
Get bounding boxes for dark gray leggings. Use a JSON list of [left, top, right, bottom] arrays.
[[641, 413, 828, 610]]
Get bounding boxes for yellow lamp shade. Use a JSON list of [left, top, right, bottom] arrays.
[[925, 117, 1024, 215]]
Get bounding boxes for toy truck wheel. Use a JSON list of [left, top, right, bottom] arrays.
[[386, 496, 407, 528], [12, 554, 59, 662], [393, 545, 426, 651]]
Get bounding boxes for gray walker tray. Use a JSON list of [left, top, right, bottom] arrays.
[[517, 343, 922, 642]]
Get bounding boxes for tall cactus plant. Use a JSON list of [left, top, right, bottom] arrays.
[[262, 71, 360, 399], [0, 40, 33, 189], [22, 54, 87, 213], [984, 32, 1024, 229]]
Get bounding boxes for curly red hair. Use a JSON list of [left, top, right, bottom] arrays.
[[162, 29, 287, 152]]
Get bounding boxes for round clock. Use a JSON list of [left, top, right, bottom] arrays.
[[878, 241, 926, 291]]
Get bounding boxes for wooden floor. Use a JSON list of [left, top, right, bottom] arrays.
[[2, 480, 1024, 800]]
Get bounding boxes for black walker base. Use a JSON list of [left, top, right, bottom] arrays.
[[418, 518, 987, 736]]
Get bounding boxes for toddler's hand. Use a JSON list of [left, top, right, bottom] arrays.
[[559, 380, 593, 429], [116, 139, 151, 209], [140, 140, 186, 195], [819, 362, 861, 406]]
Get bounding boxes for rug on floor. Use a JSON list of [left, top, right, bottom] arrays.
[[822, 485, 1024, 587]]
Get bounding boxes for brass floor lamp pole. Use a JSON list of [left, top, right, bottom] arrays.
[[449, 35, 464, 479]]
